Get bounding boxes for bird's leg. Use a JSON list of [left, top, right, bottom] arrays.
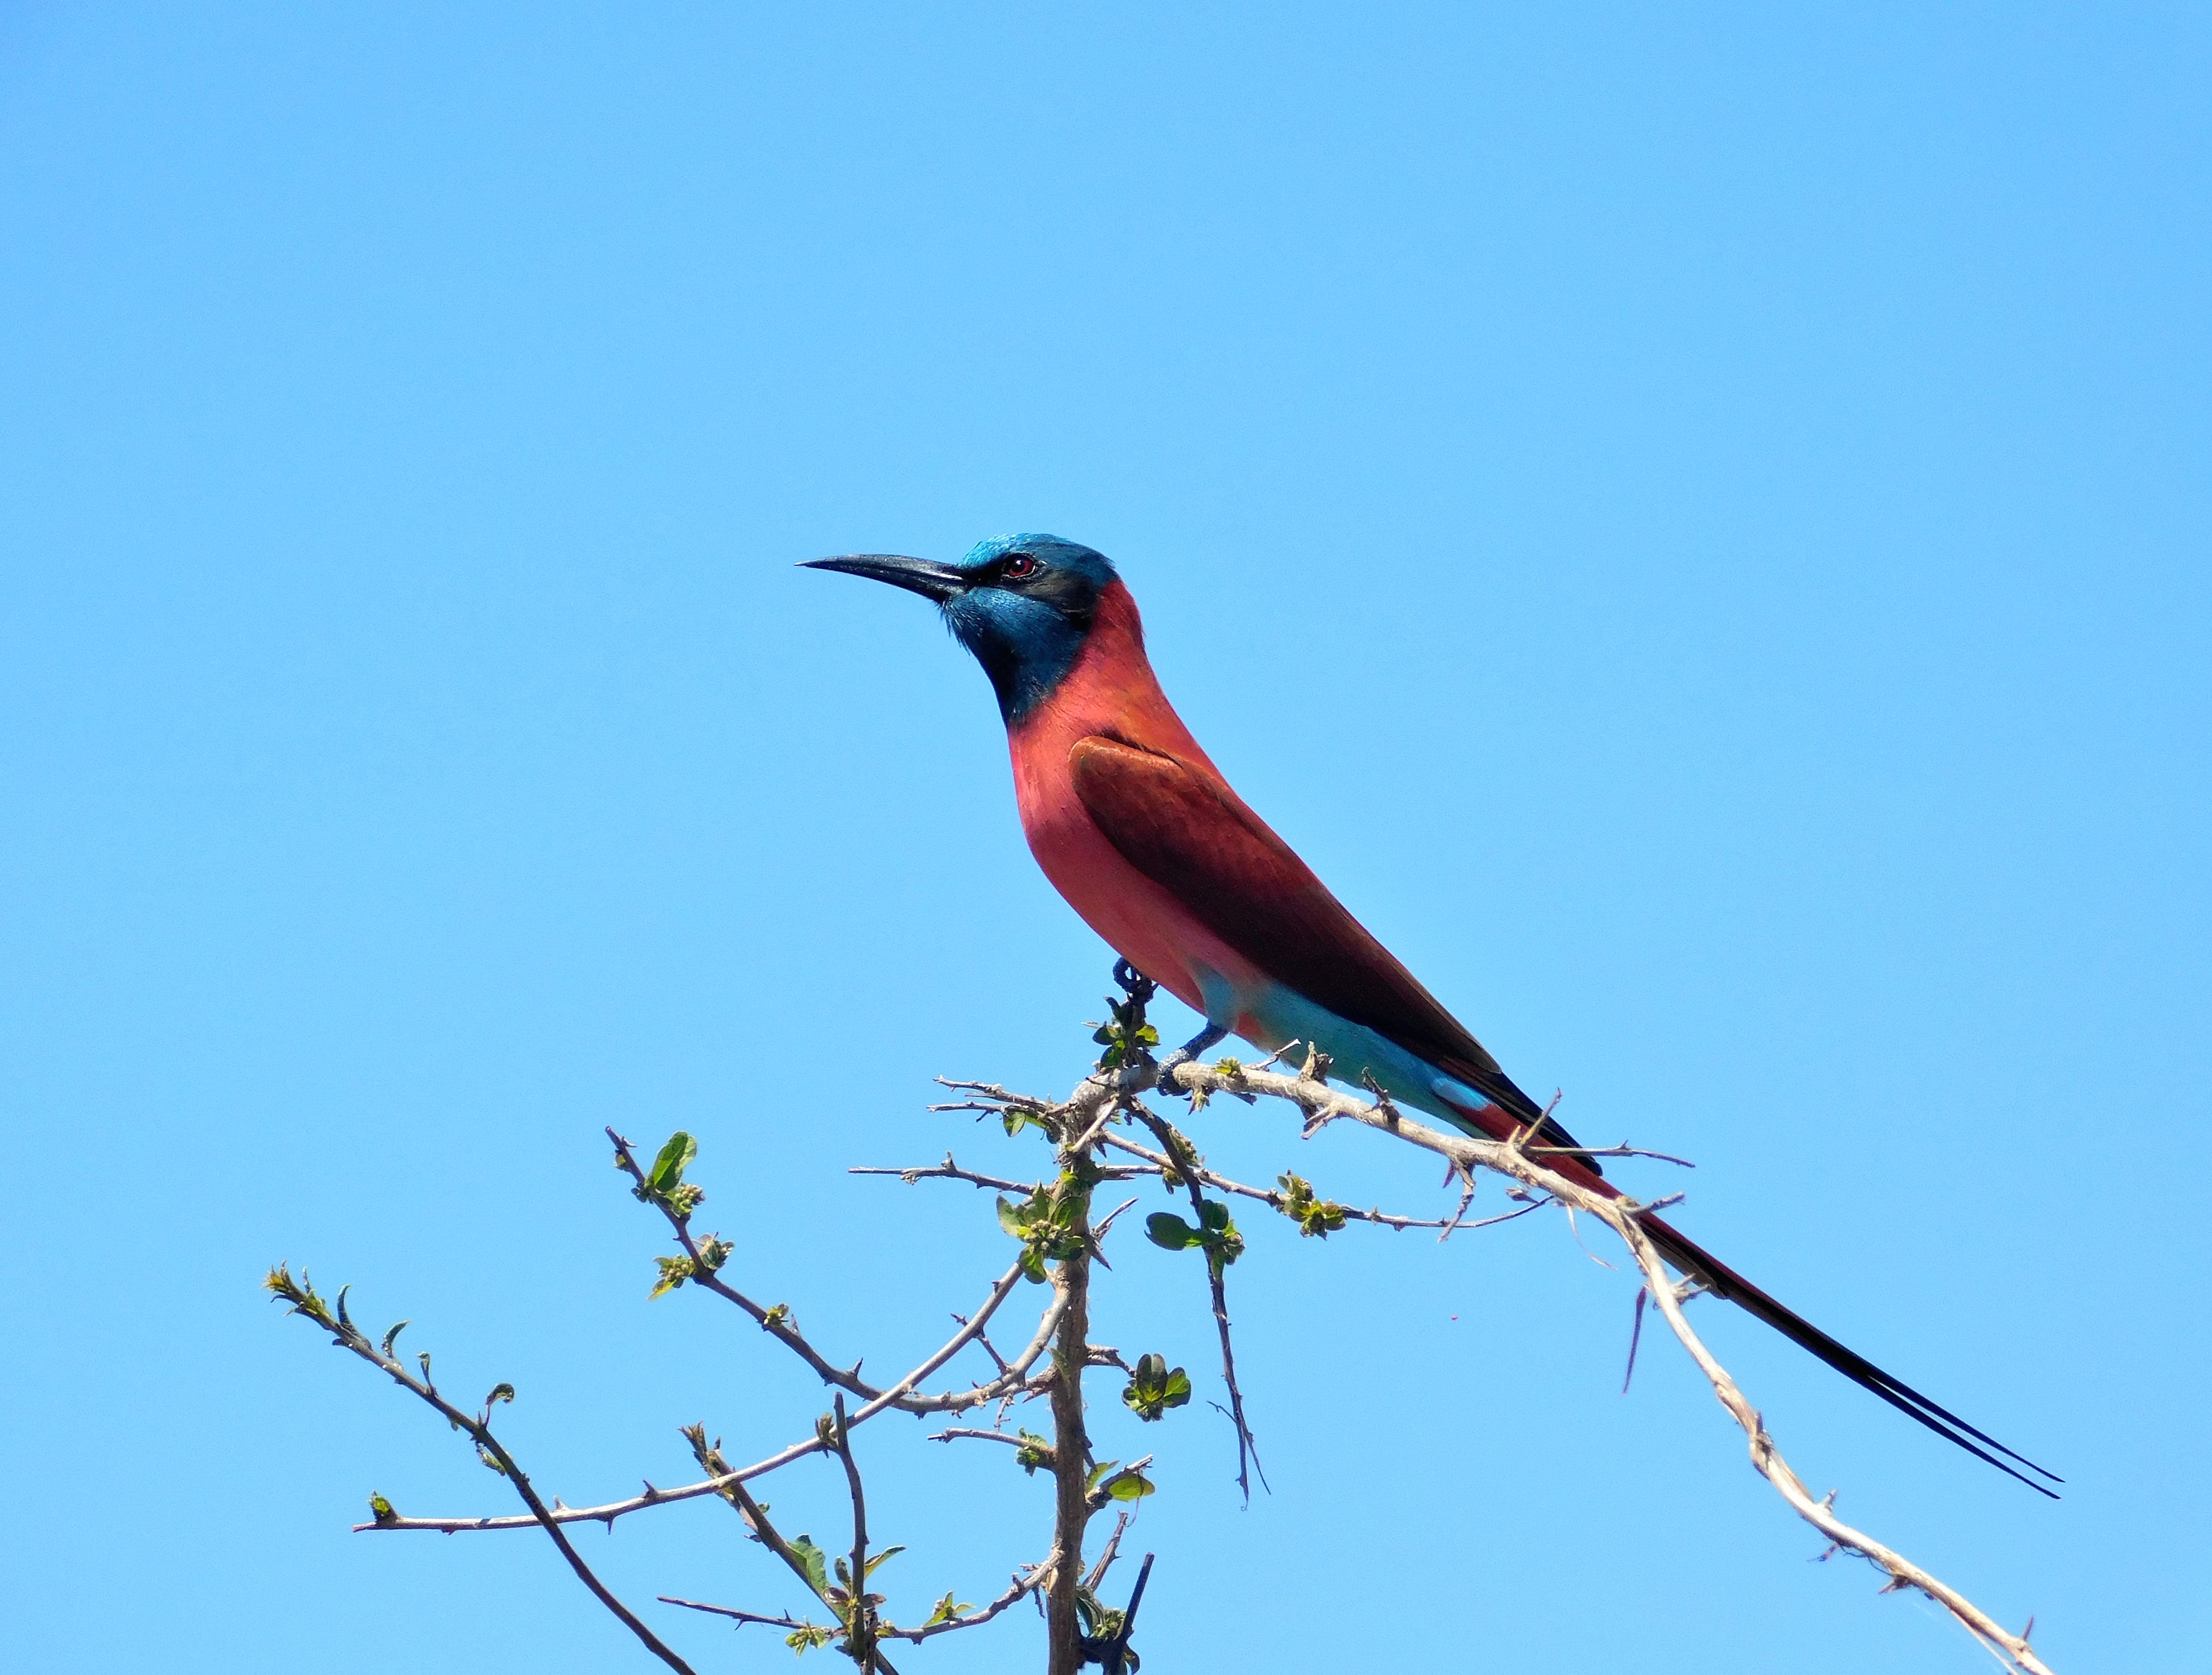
[[1154, 1022, 1227, 1086]]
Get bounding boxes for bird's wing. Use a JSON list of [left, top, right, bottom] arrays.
[[1068, 735, 1570, 1138]]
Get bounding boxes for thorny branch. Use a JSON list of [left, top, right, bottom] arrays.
[[607, 1127, 1065, 1420], [270, 960, 2054, 1675], [260, 1267, 700, 1675], [1130, 1105, 1268, 1499], [1044, 1170, 1097, 1675], [1095, 1129, 1552, 1239]]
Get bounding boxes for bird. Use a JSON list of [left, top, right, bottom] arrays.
[[804, 533, 2058, 1496]]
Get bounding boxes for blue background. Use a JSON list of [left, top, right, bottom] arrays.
[[4, 5, 2206, 1671]]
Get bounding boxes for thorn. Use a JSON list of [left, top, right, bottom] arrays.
[[1621, 1287, 1649, 1394]]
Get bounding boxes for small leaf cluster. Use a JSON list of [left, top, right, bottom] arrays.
[[631, 1131, 704, 1219], [1145, 1199, 1244, 1277], [647, 1236, 731, 1301], [263, 1262, 340, 1330], [996, 1175, 1092, 1283], [1012, 1429, 1053, 1474], [1276, 1172, 1348, 1238], [1121, 1352, 1192, 1422], [775, 1536, 903, 1659], [264, 1265, 407, 1375], [922, 1591, 971, 1628], [1089, 991, 1160, 1070]]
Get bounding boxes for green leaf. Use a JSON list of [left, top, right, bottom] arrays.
[[649, 1131, 698, 1189], [484, 1382, 516, 1408], [1107, 1470, 1155, 1501], [475, 1444, 507, 1475], [1085, 1460, 1120, 1495], [1198, 1199, 1231, 1234], [785, 1623, 835, 1654], [1145, 1213, 1195, 1251], [995, 1195, 1028, 1237], [367, 1492, 398, 1525], [380, 1320, 410, 1358], [1013, 1429, 1053, 1474], [694, 1235, 733, 1272], [649, 1255, 695, 1298], [863, 1544, 905, 1578], [789, 1534, 830, 1599]]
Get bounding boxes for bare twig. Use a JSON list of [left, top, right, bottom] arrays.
[[1083, 1510, 1133, 1593], [365, 1280, 1071, 1537], [663, 1562, 1045, 1647], [1131, 1108, 1268, 1500], [849, 1153, 1044, 1194], [263, 1270, 699, 1675], [929, 1427, 1037, 1451], [609, 1129, 1052, 1419]]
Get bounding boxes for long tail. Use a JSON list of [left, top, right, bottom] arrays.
[[1635, 1209, 2062, 1498], [1430, 1085, 2060, 1495]]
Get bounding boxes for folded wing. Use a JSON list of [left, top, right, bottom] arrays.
[[1068, 734, 1590, 1161]]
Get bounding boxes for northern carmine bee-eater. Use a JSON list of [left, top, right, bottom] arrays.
[[806, 534, 2057, 1495]]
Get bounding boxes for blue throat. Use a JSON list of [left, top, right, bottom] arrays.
[[940, 534, 1118, 725]]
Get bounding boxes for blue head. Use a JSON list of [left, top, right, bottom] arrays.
[[804, 534, 1120, 724]]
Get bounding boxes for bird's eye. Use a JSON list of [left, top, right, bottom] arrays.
[[1002, 553, 1040, 581]]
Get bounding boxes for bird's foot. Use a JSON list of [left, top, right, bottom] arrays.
[[1110, 959, 1156, 1003]]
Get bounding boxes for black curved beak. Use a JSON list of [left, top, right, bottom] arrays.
[[802, 554, 968, 603]]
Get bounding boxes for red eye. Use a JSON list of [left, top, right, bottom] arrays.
[[1002, 553, 1039, 580]]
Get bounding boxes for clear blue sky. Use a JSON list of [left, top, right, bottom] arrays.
[[3, 5, 2206, 1671]]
